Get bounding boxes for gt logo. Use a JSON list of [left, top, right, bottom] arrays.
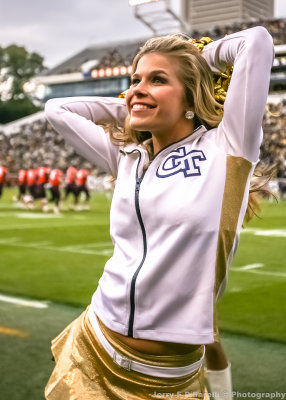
[[156, 147, 206, 178]]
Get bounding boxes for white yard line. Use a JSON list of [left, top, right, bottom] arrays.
[[232, 265, 286, 278], [0, 237, 113, 256], [242, 228, 286, 237], [233, 263, 264, 270], [60, 242, 112, 250], [0, 221, 109, 231], [0, 294, 48, 309], [245, 270, 286, 278], [15, 213, 63, 219]]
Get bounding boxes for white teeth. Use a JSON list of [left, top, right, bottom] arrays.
[[132, 104, 152, 110]]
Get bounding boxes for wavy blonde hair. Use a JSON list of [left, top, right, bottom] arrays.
[[109, 34, 275, 221], [110, 34, 223, 146]]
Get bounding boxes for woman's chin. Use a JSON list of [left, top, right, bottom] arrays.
[[130, 122, 150, 132]]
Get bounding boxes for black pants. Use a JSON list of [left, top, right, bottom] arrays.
[[18, 183, 27, 197], [64, 183, 77, 199], [76, 184, 90, 201], [50, 186, 61, 206]]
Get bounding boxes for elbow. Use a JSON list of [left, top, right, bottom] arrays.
[[247, 26, 274, 66], [253, 26, 274, 50], [44, 98, 58, 125], [44, 98, 68, 127]]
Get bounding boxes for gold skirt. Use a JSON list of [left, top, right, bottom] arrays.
[[45, 308, 209, 400]]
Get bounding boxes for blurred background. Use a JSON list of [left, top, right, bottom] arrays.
[[0, 1, 285, 400], [0, 0, 286, 187]]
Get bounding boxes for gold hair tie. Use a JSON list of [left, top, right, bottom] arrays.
[[189, 36, 233, 105]]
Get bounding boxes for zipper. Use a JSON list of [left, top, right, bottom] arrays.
[[128, 152, 147, 337], [126, 128, 205, 336]]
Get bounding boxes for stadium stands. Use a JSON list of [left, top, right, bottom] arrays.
[[0, 100, 285, 182], [43, 17, 286, 79], [1, 17, 286, 189], [0, 117, 86, 175], [191, 18, 286, 46]]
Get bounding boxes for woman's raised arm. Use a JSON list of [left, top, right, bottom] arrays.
[[202, 26, 274, 162], [45, 97, 128, 176]]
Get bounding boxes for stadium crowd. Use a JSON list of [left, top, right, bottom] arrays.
[[190, 17, 286, 46], [89, 18, 286, 73], [0, 118, 86, 174], [0, 99, 285, 200], [0, 17, 286, 201], [262, 100, 286, 196]]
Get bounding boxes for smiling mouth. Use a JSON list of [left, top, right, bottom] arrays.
[[132, 104, 155, 110]]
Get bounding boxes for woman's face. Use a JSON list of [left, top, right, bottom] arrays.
[[126, 53, 192, 143]]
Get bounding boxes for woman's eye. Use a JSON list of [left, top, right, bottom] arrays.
[[152, 76, 166, 84], [131, 78, 140, 86]]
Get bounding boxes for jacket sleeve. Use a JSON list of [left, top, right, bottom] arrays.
[[45, 97, 128, 176], [202, 26, 274, 162]]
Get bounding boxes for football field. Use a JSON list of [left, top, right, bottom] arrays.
[[0, 188, 285, 400]]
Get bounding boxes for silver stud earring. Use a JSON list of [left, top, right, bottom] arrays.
[[185, 110, 194, 120]]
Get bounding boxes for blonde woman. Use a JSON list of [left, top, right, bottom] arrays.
[[44, 26, 274, 400]]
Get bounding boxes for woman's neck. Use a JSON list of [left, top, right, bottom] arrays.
[[152, 125, 194, 155]]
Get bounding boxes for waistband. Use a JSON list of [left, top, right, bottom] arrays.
[[87, 307, 205, 378]]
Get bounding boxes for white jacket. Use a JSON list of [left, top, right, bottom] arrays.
[[45, 27, 274, 344]]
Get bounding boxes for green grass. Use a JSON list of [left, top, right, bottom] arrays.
[[1, 301, 285, 400], [0, 189, 285, 341], [0, 190, 112, 306], [218, 201, 286, 343], [0, 188, 286, 399]]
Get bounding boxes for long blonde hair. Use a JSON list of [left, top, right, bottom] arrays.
[[110, 34, 223, 145], [109, 34, 275, 221]]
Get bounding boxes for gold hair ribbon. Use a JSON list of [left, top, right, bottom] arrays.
[[189, 36, 233, 105]]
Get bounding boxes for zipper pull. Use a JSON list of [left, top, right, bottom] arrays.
[[135, 179, 140, 192]]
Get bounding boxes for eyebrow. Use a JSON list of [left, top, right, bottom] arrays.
[[132, 69, 168, 78]]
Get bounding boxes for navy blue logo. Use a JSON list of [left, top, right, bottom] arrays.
[[156, 146, 206, 178]]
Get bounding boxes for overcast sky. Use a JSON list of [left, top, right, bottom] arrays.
[[1, 0, 286, 69]]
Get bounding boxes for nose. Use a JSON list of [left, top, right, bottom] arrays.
[[132, 81, 148, 97]]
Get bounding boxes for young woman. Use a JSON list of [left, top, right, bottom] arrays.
[[44, 26, 274, 400]]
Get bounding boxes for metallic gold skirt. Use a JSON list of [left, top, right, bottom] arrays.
[[45, 307, 208, 400]]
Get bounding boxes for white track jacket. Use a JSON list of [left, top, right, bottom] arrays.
[[45, 27, 274, 344]]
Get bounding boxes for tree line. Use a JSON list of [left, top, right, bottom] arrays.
[[0, 45, 46, 123]]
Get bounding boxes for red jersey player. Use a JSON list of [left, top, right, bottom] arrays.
[[27, 168, 38, 198], [75, 168, 90, 209], [17, 169, 27, 201], [64, 166, 77, 205], [49, 169, 62, 214], [37, 165, 50, 211], [0, 165, 8, 199]]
